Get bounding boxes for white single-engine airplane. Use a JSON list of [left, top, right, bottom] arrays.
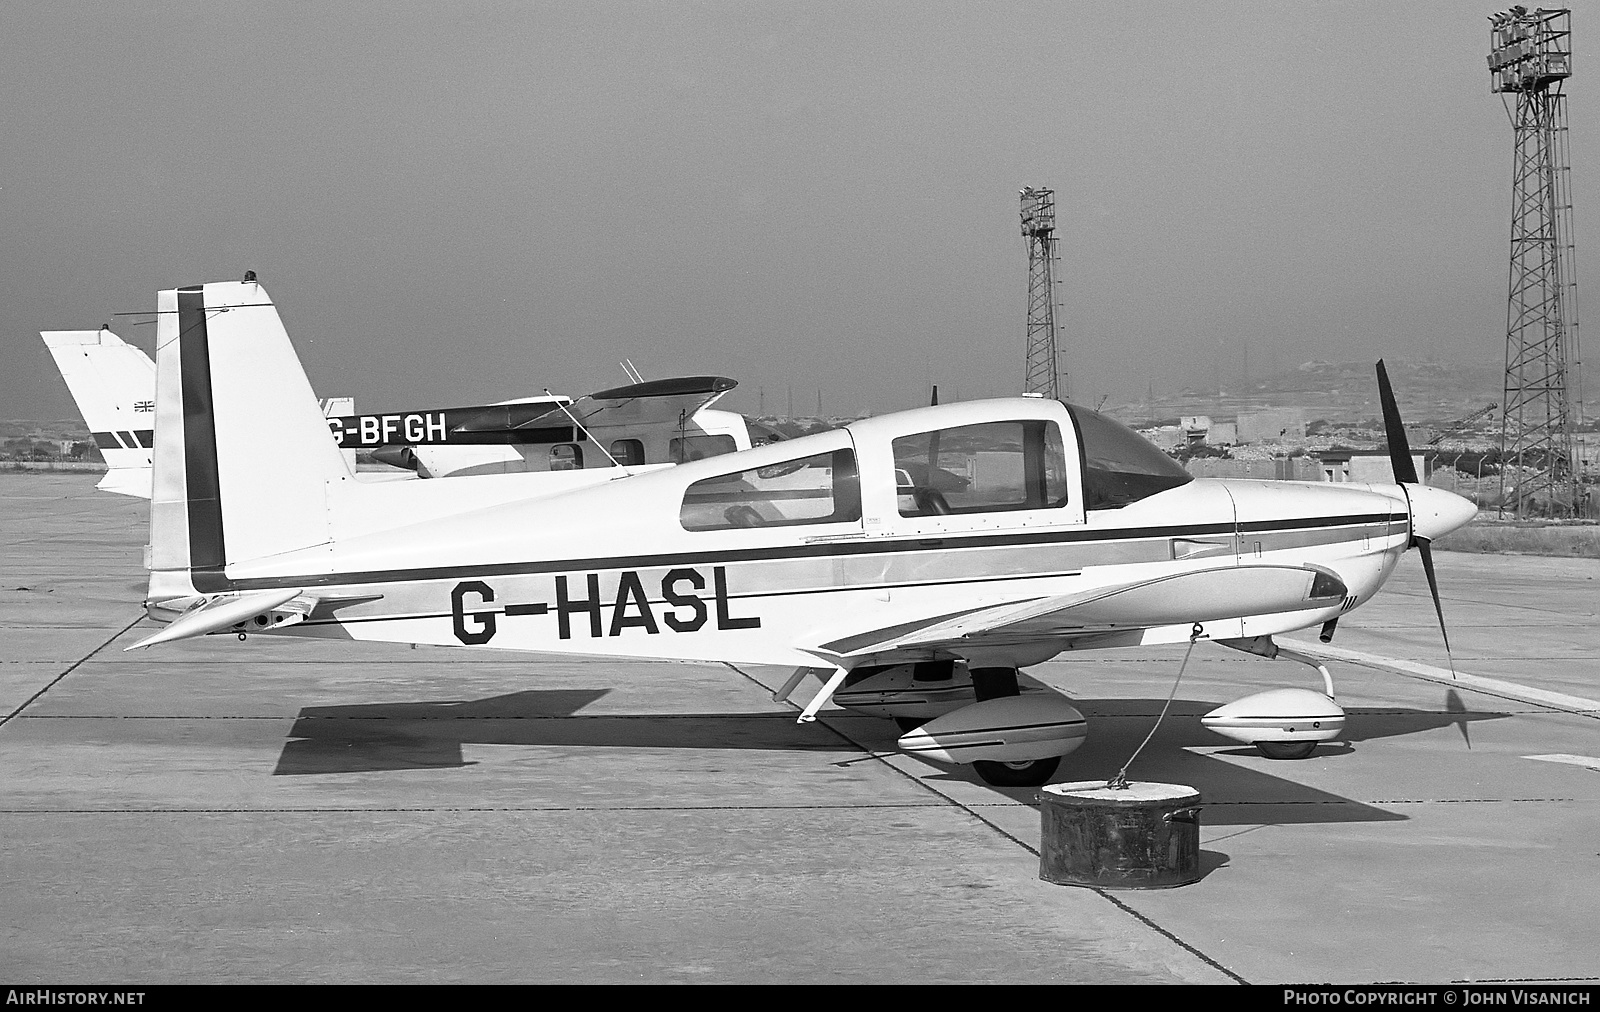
[[130, 281, 1476, 787]]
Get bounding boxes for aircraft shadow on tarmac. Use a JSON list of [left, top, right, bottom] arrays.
[[272, 688, 1508, 828], [272, 688, 857, 776], [992, 693, 1511, 827]]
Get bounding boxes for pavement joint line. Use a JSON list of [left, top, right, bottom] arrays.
[[1285, 639, 1600, 718], [1380, 585, 1594, 619], [0, 613, 144, 730], [721, 664, 1247, 986], [10, 712, 822, 720], [1438, 976, 1600, 984], [0, 804, 972, 814]]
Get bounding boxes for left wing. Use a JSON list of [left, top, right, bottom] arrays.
[[814, 564, 1348, 662], [516, 376, 738, 437]]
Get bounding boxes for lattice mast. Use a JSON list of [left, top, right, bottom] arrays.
[[1021, 187, 1065, 399], [1489, 7, 1582, 515]]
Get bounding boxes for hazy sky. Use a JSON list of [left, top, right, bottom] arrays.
[[1, 1, 1591, 420]]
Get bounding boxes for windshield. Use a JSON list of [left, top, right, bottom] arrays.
[[1067, 405, 1192, 509]]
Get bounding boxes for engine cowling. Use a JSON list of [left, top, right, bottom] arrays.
[[897, 694, 1087, 765]]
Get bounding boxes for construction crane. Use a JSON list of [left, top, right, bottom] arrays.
[[1428, 402, 1499, 445]]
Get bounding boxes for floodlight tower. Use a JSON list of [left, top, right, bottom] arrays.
[[1488, 7, 1583, 515], [1021, 187, 1065, 399]]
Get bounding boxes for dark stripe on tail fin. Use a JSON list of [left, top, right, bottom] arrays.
[[178, 287, 225, 571]]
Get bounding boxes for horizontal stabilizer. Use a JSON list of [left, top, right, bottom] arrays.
[[126, 588, 304, 650]]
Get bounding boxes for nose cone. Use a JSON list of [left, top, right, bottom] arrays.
[[1408, 484, 1477, 542]]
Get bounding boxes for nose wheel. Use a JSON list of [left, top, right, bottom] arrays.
[[1255, 741, 1318, 761], [1208, 638, 1347, 760]]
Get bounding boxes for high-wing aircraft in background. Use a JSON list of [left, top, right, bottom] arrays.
[[44, 327, 774, 499], [347, 374, 775, 478], [127, 281, 1477, 787]]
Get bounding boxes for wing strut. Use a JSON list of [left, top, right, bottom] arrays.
[[797, 664, 852, 723], [771, 667, 811, 704]]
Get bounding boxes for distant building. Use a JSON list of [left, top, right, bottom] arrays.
[[1138, 425, 1186, 451], [1206, 421, 1237, 446], [1574, 432, 1599, 476], [1237, 409, 1305, 444], [1313, 449, 1426, 483]]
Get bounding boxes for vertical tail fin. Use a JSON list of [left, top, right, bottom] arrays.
[[41, 328, 157, 497], [319, 396, 358, 471], [149, 282, 351, 593]]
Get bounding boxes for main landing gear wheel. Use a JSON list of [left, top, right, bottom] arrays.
[[1255, 741, 1317, 760], [965, 665, 1062, 787], [973, 757, 1061, 787]]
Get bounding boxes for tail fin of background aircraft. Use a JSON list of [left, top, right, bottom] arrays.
[[149, 282, 352, 584], [41, 328, 157, 498]]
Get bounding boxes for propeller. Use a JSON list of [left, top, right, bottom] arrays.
[[1376, 360, 1454, 671]]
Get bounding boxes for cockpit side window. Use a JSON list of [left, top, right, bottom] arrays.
[[891, 420, 1068, 517], [1067, 405, 1193, 509], [680, 448, 861, 531]]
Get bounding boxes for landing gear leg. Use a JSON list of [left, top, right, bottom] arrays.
[[1274, 645, 1337, 700], [1254, 645, 1335, 760], [969, 666, 1060, 787]]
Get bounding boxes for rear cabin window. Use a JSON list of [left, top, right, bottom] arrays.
[[550, 444, 583, 470], [1068, 406, 1192, 509], [670, 434, 737, 463], [680, 449, 861, 531], [609, 438, 645, 465], [892, 421, 1068, 516]]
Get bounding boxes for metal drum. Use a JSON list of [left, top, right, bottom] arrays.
[[1038, 780, 1201, 889]]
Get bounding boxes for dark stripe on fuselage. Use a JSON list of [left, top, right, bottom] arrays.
[[190, 512, 1407, 595], [179, 287, 226, 571], [92, 431, 123, 450]]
